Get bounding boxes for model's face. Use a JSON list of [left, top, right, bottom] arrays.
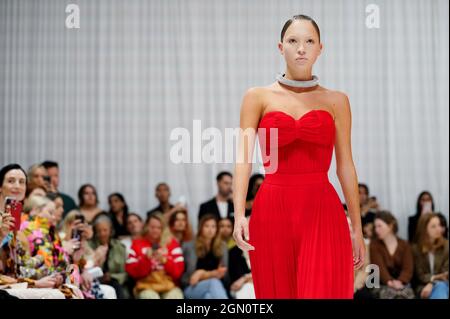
[[46, 167, 59, 189], [155, 185, 170, 203], [278, 20, 322, 71], [427, 217, 442, 241], [127, 215, 144, 236], [173, 212, 187, 231], [82, 186, 97, 207], [218, 176, 232, 197], [374, 219, 393, 240], [109, 195, 124, 213], [219, 219, 233, 239], [201, 219, 217, 240], [0, 169, 27, 202]]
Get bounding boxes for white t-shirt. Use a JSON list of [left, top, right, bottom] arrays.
[[217, 200, 228, 219]]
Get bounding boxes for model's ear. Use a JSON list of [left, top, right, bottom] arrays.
[[278, 42, 284, 55], [318, 42, 323, 55]]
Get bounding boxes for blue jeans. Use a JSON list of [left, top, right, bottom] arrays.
[[430, 281, 449, 299], [184, 278, 229, 299]]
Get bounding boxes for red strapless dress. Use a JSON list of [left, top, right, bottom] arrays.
[[248, 109, 354, 299]]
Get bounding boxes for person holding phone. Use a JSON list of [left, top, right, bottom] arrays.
[[0, 164, 27, 245], [181, 214, 230, 299], [61, 210, 117, 299]]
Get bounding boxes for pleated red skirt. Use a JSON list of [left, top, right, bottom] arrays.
[[248, 171, 354, 299]]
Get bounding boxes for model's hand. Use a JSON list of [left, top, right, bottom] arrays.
[[233, 216, 255, 252], [352, 231, 365, 270]]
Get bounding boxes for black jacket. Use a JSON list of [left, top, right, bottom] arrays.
[[198, 197, 234, 221]]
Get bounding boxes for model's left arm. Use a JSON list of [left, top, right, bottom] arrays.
[[333, 92, 365, 269]]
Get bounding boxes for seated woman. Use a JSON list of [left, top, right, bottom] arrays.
[[412, 213, 449, 299], [90, 214, 128, 299], [126, 212, 184, 299], [61, 210, 117, 299], [181, 214, 229, 299], [168, 209, 193, 246], [0, 164, 80, 299], [370, 211, 415, 299]]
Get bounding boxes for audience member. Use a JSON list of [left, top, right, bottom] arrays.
[[370, 211, 414, 299], [126, 212, 184, 299], [412, 213, 449, 299], [198, 172, 234, 222], [181, 214, 229, 299]]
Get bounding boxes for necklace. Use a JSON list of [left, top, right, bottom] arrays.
[[276, 73, 319, 88]]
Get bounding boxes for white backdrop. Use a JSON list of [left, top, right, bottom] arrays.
[[1, 0, 448, 237]]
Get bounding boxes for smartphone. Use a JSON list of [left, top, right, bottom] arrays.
[[152, 242, 160, 251], [71, 213, 85, 242], [75, 214, 85, 224], [4, 197, 22, 232]]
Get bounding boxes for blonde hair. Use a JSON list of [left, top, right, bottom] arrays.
[[23, 195, 51, 214], [144, 212, 173, 247], [61, 209, 81, 237]]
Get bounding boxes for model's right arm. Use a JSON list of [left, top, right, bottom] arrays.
[[232, 87, 263, 252]]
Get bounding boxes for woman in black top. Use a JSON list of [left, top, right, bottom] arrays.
[[181, 214, 229, 299], [107, 193, 130, 238]]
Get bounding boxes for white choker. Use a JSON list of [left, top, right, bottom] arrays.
[[276, 73, 319, 88]]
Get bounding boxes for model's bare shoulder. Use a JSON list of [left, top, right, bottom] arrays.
[[239, 87, 266, 126], [325, 90, 351, 118]]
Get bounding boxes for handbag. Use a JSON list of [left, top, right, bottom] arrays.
[[134, 270, 175, 294]]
